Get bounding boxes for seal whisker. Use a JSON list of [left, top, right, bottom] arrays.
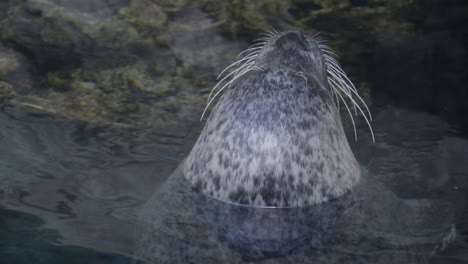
[[326, 62, 373, 122], [328, 77, 375, 142], [321, 49, 338, 57], [328, 76, 360, 116], [208, 33, 272, 104], [326, 68, 358, 114], [231, 64, 255, 82], [217, 53, 258, 80], [310, 32, 326, 43], [329, 84, 341, 110], [241, 42, 266, 51], [345, 86, 373, 121], [334, 86, 358, 141], [253, 37, 271, 43], [295, 71, 308, 88], [211, 61, 255, 96], [237, 46, 263, 58], [201, 64, 255, 120], [210, 62, 251, 102], [323, 54, 374, 121], [312, 38, 374, 141], [318, 43, 335, 52], [333, 88, 341, 111], [324, 56, 359, 94], [260, 32, 275, 38], [208, 56, 257, 106], [201, 80, 232, 120], [325, 62, 356, 93], [252, 66, 265, 72], [310, 32, 321, 39], [314, 37, 328, 44], [326, 61, 356, 94], [267, 30, 277, 37]]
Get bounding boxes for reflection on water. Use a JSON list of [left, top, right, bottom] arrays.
[[0, 209, 130, 264], [0, 107, 192, 262], [133, 108, 462, 264], [1, 106, 467, 263], [134, 162, 455, 263]]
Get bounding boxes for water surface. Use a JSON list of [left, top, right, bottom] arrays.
[[1, 106, 467, 263]]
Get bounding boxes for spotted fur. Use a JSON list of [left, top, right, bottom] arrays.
[[184, 30, 364, 207]]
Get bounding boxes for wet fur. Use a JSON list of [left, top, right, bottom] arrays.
[[184, 31, 365, 207]]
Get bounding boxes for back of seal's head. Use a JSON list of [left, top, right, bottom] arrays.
[[184, 30, 373, 208]]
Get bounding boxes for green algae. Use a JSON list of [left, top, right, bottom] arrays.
[[118, 0, 167, 38], [27, 58, 206, 129], [0, 48, 20, 78], [0, 81, 15, 103], [0, 0, 439, 129], [197, 0, 283, 37]]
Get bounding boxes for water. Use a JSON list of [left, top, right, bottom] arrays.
[[0, 108, 191, 263], [1, 1, 467, 263], [1, 106, 467, 263]]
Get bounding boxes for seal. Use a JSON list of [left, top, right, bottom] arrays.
[[183, 30, 374, 207]]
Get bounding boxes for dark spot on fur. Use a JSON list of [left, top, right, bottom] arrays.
[[193, 179, 203, 191], [259, 175, 279, 205], [336, 171, 343, 179], [253, 177, 261, 186], [216, 117, 226, 129], [308, 176, 316, 186], [297, 119, 312, 129], [229, 186, 249, 204], [320, 185, 328, 196], [212, 176, 221, 190], [317, 162, 324, 173], [217, 153, 223, 167], [304, 145, 313, 156], [284, 159, 292, 170]]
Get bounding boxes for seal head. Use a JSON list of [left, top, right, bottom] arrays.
[[184, 30, 371, 207]]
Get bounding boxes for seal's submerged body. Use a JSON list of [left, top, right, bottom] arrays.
[[184, 30, 369, 207]]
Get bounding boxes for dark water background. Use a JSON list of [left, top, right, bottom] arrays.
[[0, 0, 467, 263]]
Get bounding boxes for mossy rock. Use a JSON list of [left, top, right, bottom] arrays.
[[0, 81, 15, 103], [33, 57, 206, 127], [197, 0, 283, 37], [118, 0, 167, 31], [0, 0, 162, 58], [154, 0, 190, 12], [0, 50, 20, 79], [2, 0, 454, 132]]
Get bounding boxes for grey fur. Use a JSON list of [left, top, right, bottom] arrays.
[[184, 31, 362, 207]]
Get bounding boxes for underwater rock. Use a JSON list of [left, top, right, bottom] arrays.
[[118, 0, 166, 31], [0, 46, 20, 78], [0, 0, 465, 135], [0, 0, 165, 72], [0, 81, 15, 103]]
